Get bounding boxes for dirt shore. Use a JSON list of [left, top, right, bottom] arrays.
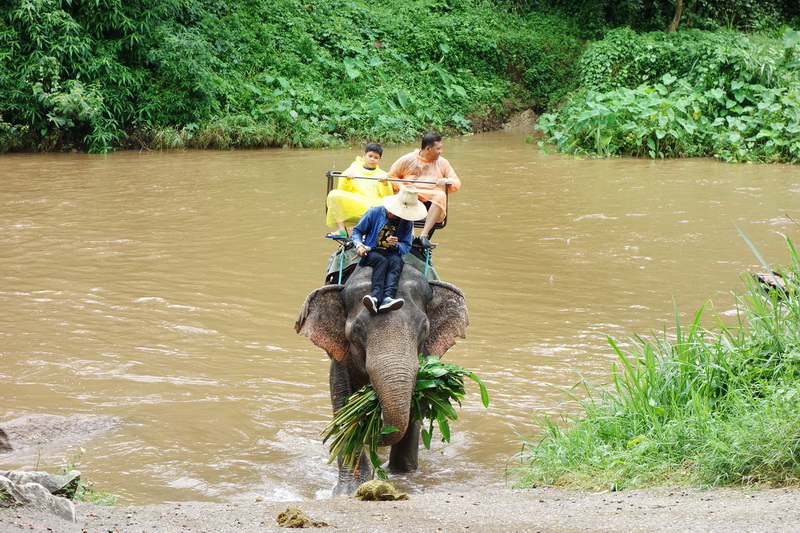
[[2, 485, 799, 533]]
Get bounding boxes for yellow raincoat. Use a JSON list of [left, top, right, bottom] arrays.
[[325, 156, 393, 227]]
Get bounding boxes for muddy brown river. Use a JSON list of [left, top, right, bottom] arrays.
[[2, 128, 799, 504]]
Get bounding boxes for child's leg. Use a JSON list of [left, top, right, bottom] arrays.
[[382, 254, 404, 300], [361, 251, 389, 300]]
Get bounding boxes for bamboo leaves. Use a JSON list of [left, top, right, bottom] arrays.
[[321, 388, 393, 478]]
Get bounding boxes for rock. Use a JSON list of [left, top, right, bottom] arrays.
[[1, 414, 121, 454], [0, 473, 76, 523], [0, 470, 81, 498], [354, 480, 409, 501], [0, 427, 10, 453], [276, 506, 330, 528], [0, 414, 117, 524], [753, 270, 791, 296]]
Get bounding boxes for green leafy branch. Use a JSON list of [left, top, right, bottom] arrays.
[[413, 355, 490, 450]]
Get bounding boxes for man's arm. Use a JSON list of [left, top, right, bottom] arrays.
[[438, 158, 461, 192]]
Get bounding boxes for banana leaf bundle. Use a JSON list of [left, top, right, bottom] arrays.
[[321, 354, 489, 479], [413, 354, 490, 449]]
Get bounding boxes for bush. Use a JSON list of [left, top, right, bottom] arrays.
[[539, 29, 800, 163], [499, 14, 583, 108], [494, 0, 800, 35], [0, 113, 25, 151]]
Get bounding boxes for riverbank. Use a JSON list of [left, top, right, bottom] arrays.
[[3, 485, 799, 532]]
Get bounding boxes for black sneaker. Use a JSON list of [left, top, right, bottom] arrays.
[[418, 236, 433, 249], [379, 297, 404, 313], [362, 295, 378, 314]]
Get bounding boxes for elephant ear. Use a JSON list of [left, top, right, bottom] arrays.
[[425, 280, 469, 356], [295, 284, 349, 361]]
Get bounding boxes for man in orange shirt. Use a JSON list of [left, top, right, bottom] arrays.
[[387, 131, 461, 248]]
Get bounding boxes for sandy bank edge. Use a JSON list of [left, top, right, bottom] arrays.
[[2, 486, 800, 533]]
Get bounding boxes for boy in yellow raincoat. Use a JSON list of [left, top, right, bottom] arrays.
[[325, 143, 393, 238]]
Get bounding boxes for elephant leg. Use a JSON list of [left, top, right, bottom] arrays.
[[332, 450, 372, 497], [388, 418, 420, 473], [329, 359, 372, 496]]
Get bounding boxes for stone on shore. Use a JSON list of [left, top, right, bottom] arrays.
[[0, 471, 78, 523]]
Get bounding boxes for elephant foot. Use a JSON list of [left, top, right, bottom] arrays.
[[332, 464, 372, 497], [332, 478, 366, 497], [387, 459, 418, 474]]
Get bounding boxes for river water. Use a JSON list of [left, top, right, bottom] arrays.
[[2, 129, 799, 504]]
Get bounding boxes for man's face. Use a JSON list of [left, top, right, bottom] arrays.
[[422, 141, 443, 161], [363, 150, 382, 169]]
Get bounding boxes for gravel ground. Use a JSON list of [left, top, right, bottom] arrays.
[[2, 486, 799, 533]]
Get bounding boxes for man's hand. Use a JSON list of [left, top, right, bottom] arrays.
[[387, 236, 398, 246], [436, 178, 450, 188], [356, 245, 370, 257]]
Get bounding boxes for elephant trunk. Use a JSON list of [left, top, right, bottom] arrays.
[[366, 350, 419, 447]]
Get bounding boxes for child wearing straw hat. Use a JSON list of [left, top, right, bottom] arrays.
[[351, 185, 428, 314]]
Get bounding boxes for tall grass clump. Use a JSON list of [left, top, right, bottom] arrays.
[[514, 236, 800, 490]]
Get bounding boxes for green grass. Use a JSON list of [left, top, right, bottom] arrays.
[[36, 447, 118, 506], [513, 236, 800, 491]]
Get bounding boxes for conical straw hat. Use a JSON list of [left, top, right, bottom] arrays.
[[382, 185, 428, 221]]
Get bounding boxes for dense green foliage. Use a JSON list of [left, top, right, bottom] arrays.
[[515, 237, 800, 490], [537, 28, 800, 162], [503, 0, 800, 36], [0, 0, 582, 152], [3, 1, 799, 156]]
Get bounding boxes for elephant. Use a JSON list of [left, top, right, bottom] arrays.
[[295, 263, 468, 496]]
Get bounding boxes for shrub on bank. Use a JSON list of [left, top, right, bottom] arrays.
[[537, 28, 800, 163], [514, 237, 800, 490]]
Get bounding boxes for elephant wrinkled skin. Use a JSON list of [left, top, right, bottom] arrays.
[[296, 264, 468, 496]]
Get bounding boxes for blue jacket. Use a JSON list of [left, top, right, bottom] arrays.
[[351, 206, 413, 261]]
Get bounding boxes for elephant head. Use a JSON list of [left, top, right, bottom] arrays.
[[296, 264, 468, 491]]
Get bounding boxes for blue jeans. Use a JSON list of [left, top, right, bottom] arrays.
[[362, 249, 403, 301]]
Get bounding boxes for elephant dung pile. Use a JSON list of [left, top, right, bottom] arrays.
[[355, 480, 409, 501], [276, 506, 329, 528]]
